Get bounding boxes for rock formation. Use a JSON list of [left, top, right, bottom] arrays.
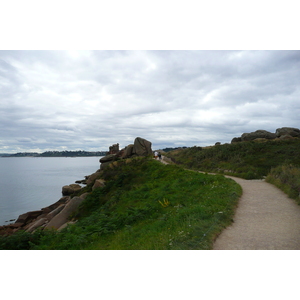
[[62, 184, 82, 196], [0, 137, 152, 236], [275, 127, 300, 138], [231, 127, 300, 143], [241, 130, 276, 141], [99, 137, 152, 170], [109, 143, 119, 154]]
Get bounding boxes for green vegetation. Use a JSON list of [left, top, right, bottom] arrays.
[[166, 139, 300, 179], [266, 164, 300, 204], [0, 157, 241, 250], [3, 150, 107, 157]]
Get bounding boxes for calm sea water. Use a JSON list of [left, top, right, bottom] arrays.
[[0, 157, 102, 226]]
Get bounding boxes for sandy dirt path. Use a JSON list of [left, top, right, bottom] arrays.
[[213, 176, 300, 250], [159, 156, 300, 249]]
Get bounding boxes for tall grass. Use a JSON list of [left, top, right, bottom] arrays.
[[266, 164, 300, 204]]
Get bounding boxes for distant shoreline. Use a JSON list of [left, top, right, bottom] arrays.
[[0, 150, 107, 158]]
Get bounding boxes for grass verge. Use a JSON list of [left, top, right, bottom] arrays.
[[266, 164, 300, 204]]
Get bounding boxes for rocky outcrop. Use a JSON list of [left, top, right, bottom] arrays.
[[62, 184, 82, 196], [275, 127, 300, 138], [92, 179, 106, 190], [44, 196, 85, 230], [0, 195, 73, 236], [109, 143, 119, 154], [132, 137, 152, 156], [231, 137, 242, 143], [99, 137, 152, 170], [85, 171, 103, 185], [231, 127, 300, 144], [241, 130, 276, 141]]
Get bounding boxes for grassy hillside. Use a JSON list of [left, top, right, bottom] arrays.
[[166, 139, 300, 179], [0, 157, 241, 250]]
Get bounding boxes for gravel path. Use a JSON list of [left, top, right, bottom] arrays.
[[213, 176, 300, 250]]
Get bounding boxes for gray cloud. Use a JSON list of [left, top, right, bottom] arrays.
[[0, 50, 300, 153]]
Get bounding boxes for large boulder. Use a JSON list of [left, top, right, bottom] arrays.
[[26, 218, 48, 233], [241, 130, 276, 141], [85, 171, 102, 186], [62, 184, 82, 196], [14, 210, 44, 226], [275, 127, 300, 138], [122, 144, 134, 158], [44, 196, 85, 230], [132, 137, 152, 156], [99, 154, 116, 163], [46, 204, 66, 221], [41, 196, 70, 213]]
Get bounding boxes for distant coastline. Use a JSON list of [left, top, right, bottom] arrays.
[[0, 150, 108, 157]]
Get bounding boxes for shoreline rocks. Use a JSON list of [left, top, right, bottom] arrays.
[[0, 136, 152, 236]]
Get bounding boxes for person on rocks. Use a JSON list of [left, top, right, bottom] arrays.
[[154, 151, 158, 159], [158, 152, 162, 160]]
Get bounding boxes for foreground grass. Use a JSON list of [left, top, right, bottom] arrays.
[[0, 157, 241, 250], [166, 139, 300, 179]]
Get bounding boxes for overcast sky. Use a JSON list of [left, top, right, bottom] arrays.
[[0, 50, 300, 153]]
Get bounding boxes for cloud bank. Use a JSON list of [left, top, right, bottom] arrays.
[[1, 50, 300, 153]]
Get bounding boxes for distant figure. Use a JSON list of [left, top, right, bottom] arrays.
[[154, 151, 158, 159], [158, 152, 162, 160]]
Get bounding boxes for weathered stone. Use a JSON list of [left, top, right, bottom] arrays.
[[57, 221, 77, 231], [75, 180, 85, 184], [62, 184, 81, 196], [8, 222, 24, 229], [122, 144, 134, 158], [215, 142, 221, 145], [115, 148, 125, 158], [231, 137, 242, 143], [241, 130, 276, 141], [133, 137, 152, 156], [109, 143, 119, 154], [44, 196, 85, 230], [26, 218, 48, 233], [279, 134, 294, 140], [100, 161, 112, 170], [14, 210, 44, 226], [276, 127, 300, 138], [41, 196, 70, 213], [80, 192, 90, 200], [86, 171, 102, 185], [92, 179, 106, 190], [46, 204, 65, 221], [100, 154, 116, 163]]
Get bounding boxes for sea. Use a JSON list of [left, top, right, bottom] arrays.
[[0, 156, 102, 226]]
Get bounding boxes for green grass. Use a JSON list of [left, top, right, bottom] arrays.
[[266, 164, 300, 204], [166, 139, 300, 179], [0, 157, 241, 250]]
